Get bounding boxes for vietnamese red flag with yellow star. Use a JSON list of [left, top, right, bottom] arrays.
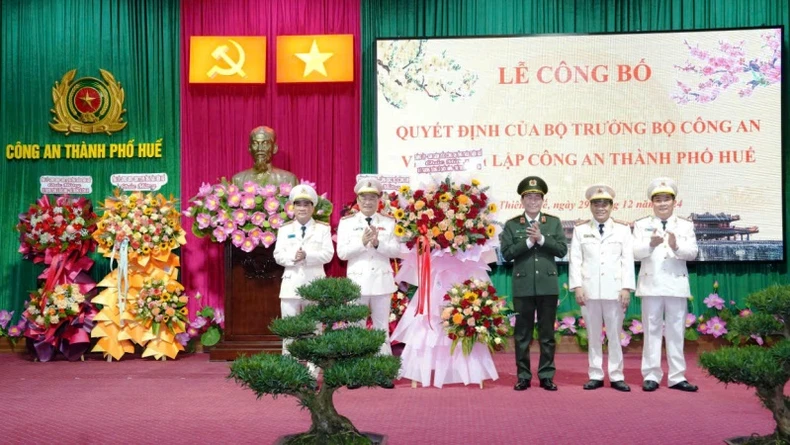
[[276, 34, 354, 83]]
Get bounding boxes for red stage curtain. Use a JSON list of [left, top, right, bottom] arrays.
[[180, 0, 361, 314]]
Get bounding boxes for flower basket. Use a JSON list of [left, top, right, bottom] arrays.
[[185, 179, 332, 251]]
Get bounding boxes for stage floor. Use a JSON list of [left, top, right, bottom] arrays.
[[0, 351, 776, 444]]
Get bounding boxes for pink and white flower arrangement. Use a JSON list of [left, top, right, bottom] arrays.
[[0, 310, 24, 349], [699, 316, 728, 338], [176, 292, 225, 348], [23, 284, 86, 328], [185, 179, 332, 252]]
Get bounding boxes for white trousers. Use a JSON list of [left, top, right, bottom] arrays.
[[358, 293, 392, 356], [582, 300, 624, 381], [641, 296, 688, 386]]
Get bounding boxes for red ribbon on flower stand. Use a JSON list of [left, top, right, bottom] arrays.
[[414, 227, 433, 329]]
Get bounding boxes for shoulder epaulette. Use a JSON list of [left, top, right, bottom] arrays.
[[378, 213, 394, 220], [613, 219, 629, 226], [635, 215, 652, 222], [315, 220, 329, 226], [340, 213, 356, 220], [508, 215, 524, 223], [575, 219, 590, 226], [677, 216, 690, 222], [281, 220, 295, 227], [542, 213, 559, 220]]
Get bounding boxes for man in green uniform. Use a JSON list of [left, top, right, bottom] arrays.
[[500, 176, 568, 391]]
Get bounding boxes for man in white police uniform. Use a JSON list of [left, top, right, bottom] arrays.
[[634, 177, 699, 392], [337, 178, 401, 367], [569, 184, 634, 392], [273, 184, 334, 356]]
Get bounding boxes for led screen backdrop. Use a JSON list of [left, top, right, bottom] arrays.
[[376, 27, 783, 261]]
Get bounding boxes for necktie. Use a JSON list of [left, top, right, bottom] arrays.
[[661, 220, 667, 231], [529, 220, 536, 226], [301, 225, 306, 238], [598, 223, 604, 236], [365, 217, 372, 226]]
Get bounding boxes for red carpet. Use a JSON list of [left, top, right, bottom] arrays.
[[0, 351, 775, 444]]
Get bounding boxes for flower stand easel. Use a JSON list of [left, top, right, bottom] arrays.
[[387, 175, 506, 388], [90, 190, 188, 361], [391, 248, 502, 388], [16, 195, 99, 362]]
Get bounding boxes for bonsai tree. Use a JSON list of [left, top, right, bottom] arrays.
[[699, 284, 790, 443], [228, 277, 401, 445]]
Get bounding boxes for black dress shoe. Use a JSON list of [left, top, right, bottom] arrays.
[[539, 378, 558, 391], [583, 379, 604, 390], [513, 379, 531, 391], [611, 381, 631, 392], [669, 381, 698, 392], [380, 381, 395, 389], [347, 384, 362, 390], [642, 380, 659, 392]]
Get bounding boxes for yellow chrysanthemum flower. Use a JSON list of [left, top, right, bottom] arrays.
[[141, 245, 151, 255], [487, 203, 498, 213], [439, 193, 452, 202], [471, 179, 481, 186], [394, 225, 406, 237], [393, 208, 405, 220], [486, 225, 496, 237], [399, 185, 410, 194], [463, 291, 477, 301]]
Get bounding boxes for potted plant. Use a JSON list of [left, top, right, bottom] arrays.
[[229, 277, 400, 444], [699, 284, 790, 444]]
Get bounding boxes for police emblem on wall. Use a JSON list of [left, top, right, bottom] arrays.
[[49, 69, 127, 135]]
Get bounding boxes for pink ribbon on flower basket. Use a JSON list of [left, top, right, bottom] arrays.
[[414, 231, 433, 329]]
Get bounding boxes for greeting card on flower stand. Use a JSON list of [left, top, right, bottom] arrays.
[[16, 195, 100, 362], [387, 174, 508, 388]]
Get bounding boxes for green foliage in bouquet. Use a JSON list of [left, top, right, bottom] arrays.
[[228, 278, 401, 445], [699, 284, 790, 444]]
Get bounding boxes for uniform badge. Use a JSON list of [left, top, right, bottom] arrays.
[[50, 69, 127, 135], [540, 216, 546, 223], [519, 217, 526, 224], [288, 234, 296, 238]]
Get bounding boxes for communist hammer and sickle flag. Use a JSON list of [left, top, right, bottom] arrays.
[[189, 36, 267, 84]]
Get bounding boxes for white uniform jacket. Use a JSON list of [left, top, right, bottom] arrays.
[[569, 218, 635, 300], [633, 214, 698, 298], [273, 218, 334, 299], [336, 212, 401, 295]]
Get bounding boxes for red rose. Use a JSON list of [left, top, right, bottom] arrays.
[[473, 312, 482, 320], [494, 318, 503, 326], [482, 306, 492, 316], [448, 333, 457, 340], [483, 320, 491, 328]]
